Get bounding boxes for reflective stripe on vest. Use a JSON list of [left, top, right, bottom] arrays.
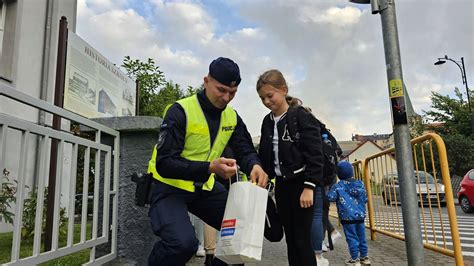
[[148, 94, 237, 192]]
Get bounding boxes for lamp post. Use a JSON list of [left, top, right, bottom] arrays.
[[434, 55, 474, 134]]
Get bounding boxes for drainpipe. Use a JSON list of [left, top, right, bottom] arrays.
[[34, 0, 53, 189]]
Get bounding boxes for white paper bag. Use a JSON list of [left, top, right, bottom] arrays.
[[215, 181, 268, 264]]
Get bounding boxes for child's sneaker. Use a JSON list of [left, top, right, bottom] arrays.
[[331, 229, 342, 245], [316, 254, 330, 266], [345, 258, 361, 266], [360, 256, 371, 265], [195, 244, 205, 257], [322, 242, 328, 252]]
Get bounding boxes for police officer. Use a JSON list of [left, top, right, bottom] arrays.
[[147, 57, 268, 266]]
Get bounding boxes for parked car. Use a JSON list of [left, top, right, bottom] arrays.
[[381, 171, 446, 205], [457, 169, 474, 213]]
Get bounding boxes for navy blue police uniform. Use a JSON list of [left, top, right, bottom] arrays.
[[148, 58, 261, 266]]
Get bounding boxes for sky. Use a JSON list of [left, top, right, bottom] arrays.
[[76, 0, 474, 141]]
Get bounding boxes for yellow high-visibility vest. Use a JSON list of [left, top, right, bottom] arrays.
[[148, 94, 237, 192]]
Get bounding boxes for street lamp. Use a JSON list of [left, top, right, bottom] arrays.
[[434, 55, 474, 133]]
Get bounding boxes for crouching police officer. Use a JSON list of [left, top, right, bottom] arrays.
[[147, 57, 268, 266]]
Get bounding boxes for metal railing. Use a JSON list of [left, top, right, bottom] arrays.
[[0, 83, 119, 265], [363, 133, 463, 265], [351, 160, 369, 229]]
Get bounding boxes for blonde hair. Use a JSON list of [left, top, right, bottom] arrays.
[[285, 95, 303, 107], [256, 69, 287, 92], [256, 69, 302, 107]]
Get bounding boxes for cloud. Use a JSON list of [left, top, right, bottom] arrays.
[[299, 6, 363, 26], [77, 1, 156, 61], [77, 0, 474, 140], [151, 0, 215, 45]]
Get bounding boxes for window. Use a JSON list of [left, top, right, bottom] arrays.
[[0, 0, 6, 55], [0, 0, 17, 81], [469, 170, 474, 180]]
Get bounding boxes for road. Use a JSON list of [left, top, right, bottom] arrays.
[[368, 196, 474, 258]]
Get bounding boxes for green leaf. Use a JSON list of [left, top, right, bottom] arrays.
[[421, 87, 474, 175], [121, 56, 202, 117]]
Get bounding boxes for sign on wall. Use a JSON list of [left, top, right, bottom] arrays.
[[64, 32, 136, 118]]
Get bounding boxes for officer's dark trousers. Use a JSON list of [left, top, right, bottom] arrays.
[[275, 177, 316, 266], [148, 180, 231, 266]]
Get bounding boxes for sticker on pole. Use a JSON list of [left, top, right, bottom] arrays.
[[389, 79, 404, 98], [391, 97, 408, 125]]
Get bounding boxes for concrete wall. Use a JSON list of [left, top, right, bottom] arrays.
[[92, 116, 162, 265], [347, 141, 393, 166]]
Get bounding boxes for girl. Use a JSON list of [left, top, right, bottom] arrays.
[[256, 69, 324, 266]]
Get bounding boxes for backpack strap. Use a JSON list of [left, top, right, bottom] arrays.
[[287, 106, 330, 142], [287, 106, 340, 161]]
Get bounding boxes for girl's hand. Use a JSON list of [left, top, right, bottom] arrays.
[[249, 164, 269, 188], [300, 188, 314, 208]]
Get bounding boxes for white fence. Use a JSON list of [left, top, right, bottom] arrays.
[[0, 83, 119, 265]]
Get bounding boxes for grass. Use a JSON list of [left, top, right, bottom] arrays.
[[0, 223, 92, 265]]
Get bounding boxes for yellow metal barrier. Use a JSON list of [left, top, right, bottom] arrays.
[[353, 160, 364, 181], [362, 133, 463, 265]]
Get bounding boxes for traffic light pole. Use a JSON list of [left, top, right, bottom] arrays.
[[378, 0, 425, 265]]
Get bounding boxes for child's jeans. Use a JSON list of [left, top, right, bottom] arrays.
[[311, 186, 324, 253], [342, 222, 368, 260]]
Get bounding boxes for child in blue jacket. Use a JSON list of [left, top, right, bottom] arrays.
[[327, 161, 370, 265]]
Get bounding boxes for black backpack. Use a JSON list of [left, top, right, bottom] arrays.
[[286, 106, 340, 186]]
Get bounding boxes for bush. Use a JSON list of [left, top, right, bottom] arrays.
[[0, 169, 68, 239], [0, 169, 17, 225], [21, 188, 68, 239]]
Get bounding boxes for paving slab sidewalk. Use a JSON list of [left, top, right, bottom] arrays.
[[188, 217, 473, 266]]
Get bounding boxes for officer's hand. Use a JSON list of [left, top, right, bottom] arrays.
[[250, 164, 268, 188], [300, 188, 314, 208], [209, 157, 237, 179]]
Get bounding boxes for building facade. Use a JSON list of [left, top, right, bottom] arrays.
[[0, 0, 77, 232]]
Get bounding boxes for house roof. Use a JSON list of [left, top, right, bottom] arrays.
[[341, 140, 385, 161], [338, 140, 360, 158], [352, 133, 392, 142], [425, 122, 444, 129]]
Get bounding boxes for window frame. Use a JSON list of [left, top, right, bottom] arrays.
[[0, 0, 7, 57], [0, 0, 17, 82]]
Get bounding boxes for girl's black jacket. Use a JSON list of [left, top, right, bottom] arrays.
[[258, 106, 324, 190]]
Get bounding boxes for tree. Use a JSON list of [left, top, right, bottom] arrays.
[[443, 134, 474, 176], [153, 82, 200, 117], [409, 115, 424, 139], [422, 87, 474, 176], [122, 56, 200, 117], [423, 87, 472, 137], [122, 56, 165, 116]]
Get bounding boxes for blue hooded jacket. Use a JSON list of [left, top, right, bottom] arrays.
[[327, 178, 368, 223]]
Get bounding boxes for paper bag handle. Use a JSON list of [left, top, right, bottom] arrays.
[[228, 165, 242, 188], [230, 167, 275, 195]]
